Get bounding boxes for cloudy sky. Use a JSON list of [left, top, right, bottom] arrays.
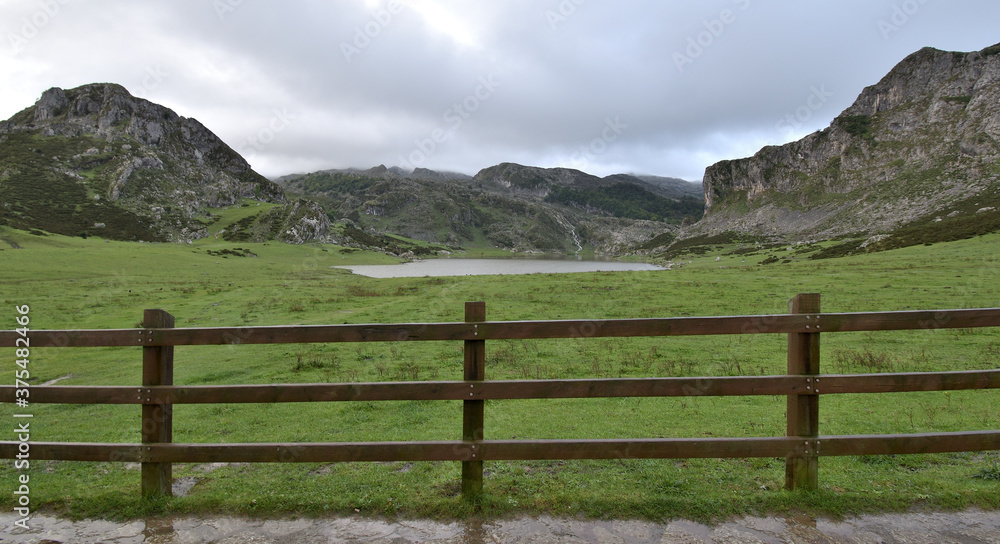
[[2, 1, 998, 181]]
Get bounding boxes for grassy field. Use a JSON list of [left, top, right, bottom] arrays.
[[1, 226, 999, 522]]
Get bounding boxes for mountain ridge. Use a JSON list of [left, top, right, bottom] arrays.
[[690, 42, 1000, 244], [277, 163, 699, 197], [278, 162, 703, 254]]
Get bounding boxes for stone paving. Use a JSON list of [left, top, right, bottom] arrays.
[[1, 509, 999, 543]]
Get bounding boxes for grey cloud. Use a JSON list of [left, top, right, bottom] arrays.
[[1, 0, 998, 181]]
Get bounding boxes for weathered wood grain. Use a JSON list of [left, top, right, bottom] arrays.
[[4, 370, 998, 405], [141, 309, 173, 497], [787, 294, 820, 491], [3, 308, 996, 347], [4, 431, 997, 463]]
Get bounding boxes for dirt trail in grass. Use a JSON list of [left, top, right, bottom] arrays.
[[2, 509, 999, 543]]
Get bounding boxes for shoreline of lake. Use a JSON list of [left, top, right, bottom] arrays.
[[333, 256, 664, 278]]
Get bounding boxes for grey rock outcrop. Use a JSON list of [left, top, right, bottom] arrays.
[[220, 198, 330, 244], [277, 199, 331, 244], [693, 43, 1000, 240], [33, 87, 69, 121]]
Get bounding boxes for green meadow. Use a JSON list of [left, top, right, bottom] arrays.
[[1, 225, 999, 521]]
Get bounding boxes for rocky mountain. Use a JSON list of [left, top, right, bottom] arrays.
[[279, 162, 703, 254], [0, 84, 326, 243], [692, 43, 1000, 245]]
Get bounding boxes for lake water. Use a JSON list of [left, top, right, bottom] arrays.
[[333, 258, 663, 278]]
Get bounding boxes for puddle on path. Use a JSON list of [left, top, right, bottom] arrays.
[[1, 509, 998, 543]]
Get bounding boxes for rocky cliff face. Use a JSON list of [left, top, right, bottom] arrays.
[[694, 43, 1000, 240], [0, 83, 290, 242]]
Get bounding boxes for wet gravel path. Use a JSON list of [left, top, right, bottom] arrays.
[[1, 509, 998, 543]]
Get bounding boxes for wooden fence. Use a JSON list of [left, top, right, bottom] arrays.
[[3, 294, 1000, 498]]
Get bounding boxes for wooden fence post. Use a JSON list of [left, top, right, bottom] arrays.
[[142, 309, 174, 497], [786, 293, 820, 491], [462, 301, 486, 499]]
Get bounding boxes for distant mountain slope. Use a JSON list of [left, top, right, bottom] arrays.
[[278, 165, 473, 183], [629, 174, 703, 200], [691, 43, 1000, 242], [0, 84, 303, 242], [473, 163, 703, 223], [279, 163, 703, 254]]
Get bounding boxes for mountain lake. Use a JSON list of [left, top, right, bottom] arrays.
[[333, 257, 664, 278]]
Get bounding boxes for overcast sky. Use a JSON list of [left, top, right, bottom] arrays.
[[2, 1, 998, 181]]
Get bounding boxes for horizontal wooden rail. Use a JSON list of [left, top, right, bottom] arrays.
[[0, 438, 809, 463], [815, 369, 1000, 394], [4, 307, 1000, 347], [5, 370, 999, 405], [817, 431, 1000, 456], [4, 431, 999, 463], [0, 377, 807, 404]]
